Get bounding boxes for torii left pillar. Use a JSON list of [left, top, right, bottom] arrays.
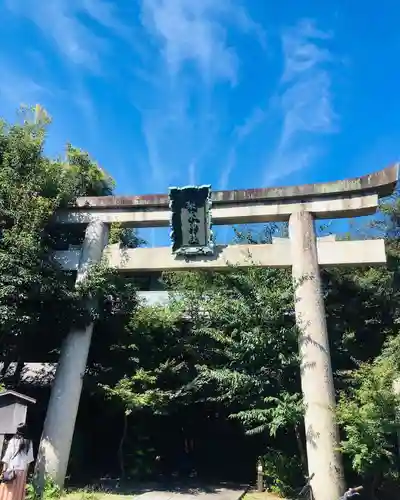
[[35, 220, 109, 488]]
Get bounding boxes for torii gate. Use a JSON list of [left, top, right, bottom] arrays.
[[35, 165, 398, 500]]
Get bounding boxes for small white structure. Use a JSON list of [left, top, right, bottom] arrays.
[[0, 390, 36, 453]]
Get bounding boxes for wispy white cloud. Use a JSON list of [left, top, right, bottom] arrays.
[[218, 106, 267, 189], [0, 61, 49, 111], [5, 0, 129, 72], [81, 0, 124, 33], [4, 0, 269, 195], [265, 19, 338, 184], [188, 161, 196, 185], [141, 0, 265, 85], [142, 118, 165, 188], [219, 149, 236, 190], [4, 0, 137, 158], [235, 107, 267, 141], [138, 0, 267, 190], [281, 19, 332, 83]]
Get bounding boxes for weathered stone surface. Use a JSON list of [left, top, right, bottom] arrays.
[[290, 211, 344, 500], [72, 164, 398, 209], [53, 239, 387, 272], [55, 194, 379, 227], [35, 221, 109, 488]]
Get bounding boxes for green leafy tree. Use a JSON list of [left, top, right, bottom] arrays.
[[101, 263, 305, 489], [0, 107, 137, 383], [337, 334, 400, 495], [333, 192, 400, 497]]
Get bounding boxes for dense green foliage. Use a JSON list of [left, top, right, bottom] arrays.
[[337, 335, 400, 478], [0, 111, 399, 499], [0, 109, 137, 378]]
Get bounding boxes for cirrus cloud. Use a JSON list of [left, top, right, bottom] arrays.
[[265, 19, 339, 183]]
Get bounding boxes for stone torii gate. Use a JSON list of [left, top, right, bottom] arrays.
[[36, 165, 398, 500]]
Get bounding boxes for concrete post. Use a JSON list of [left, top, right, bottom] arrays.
[[35, 220, 109, 488], [289, 210, 344, 500]]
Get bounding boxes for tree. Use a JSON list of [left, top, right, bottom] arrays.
[[337, 334, 400, 497], [0, 108, 138, 382], [334, 193, 400, 497], [100, 261, 305, 489]]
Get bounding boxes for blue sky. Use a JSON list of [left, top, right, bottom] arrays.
[[0, 1, 399, 238]]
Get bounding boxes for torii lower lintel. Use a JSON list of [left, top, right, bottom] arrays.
[[54, 238, 386, 272]]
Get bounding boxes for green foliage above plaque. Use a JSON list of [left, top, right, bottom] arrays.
[[169, 185, 214, 256]]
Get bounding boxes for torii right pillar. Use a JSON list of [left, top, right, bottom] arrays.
[[290, 210, 344, 500]]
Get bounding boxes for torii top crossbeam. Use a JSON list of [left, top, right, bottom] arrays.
[[55, 165, 399, 228], [74, 164, 398, 207]]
